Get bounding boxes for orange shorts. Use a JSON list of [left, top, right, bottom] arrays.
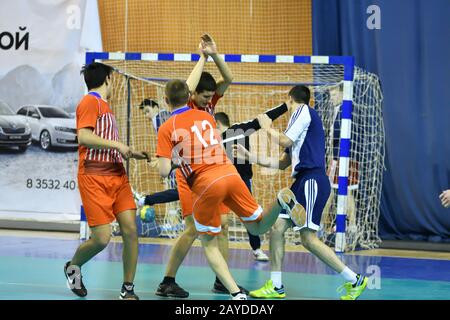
[[176, 169, 230, 218], [190, 165, 262, 236], [78, 174, 136, 227]]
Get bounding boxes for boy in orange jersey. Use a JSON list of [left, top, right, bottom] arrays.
[[154, 34, 248, 298], [156, 79, 293, 300], [64, 62, 147, 300]]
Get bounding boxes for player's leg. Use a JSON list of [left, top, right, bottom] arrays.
[[212, 212, 249, 294], [113, 175, 140, 299], [164, 215, 198, 278], [218, 212, 229, 262], [242, 178, 268, 261], [65, 175, 115, 297], [191, 172, 247, 299], [248, 231, 269, 261], [155, 171, 194, 298], [199, 233, 245, 299], [134, 188, 179, 207], [156, 214, 196, 298], [116, 209, 139, 300], [65, 223, 111, 297], [299, 228, 367, 300], [71, 224, 112, 267], [244, 199, 283, 236], [283, 172, 367, 300], [250, 217, 291, 299], [220, 174, 282, 236]]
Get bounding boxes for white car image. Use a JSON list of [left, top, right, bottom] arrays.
[[16, 105, 77, 150]]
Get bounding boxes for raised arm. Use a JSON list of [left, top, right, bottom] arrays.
[[201, 33, 233, 96], [186, 41, 208, 93]]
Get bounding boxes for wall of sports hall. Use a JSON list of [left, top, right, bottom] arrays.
[[0, 0, 447, 247], [312, 0, 449, 244]]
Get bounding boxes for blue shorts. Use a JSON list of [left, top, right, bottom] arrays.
[[281, 168, 331, 231]]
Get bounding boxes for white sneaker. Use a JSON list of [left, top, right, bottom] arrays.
[[231, 293, 248, 300], [253, 249, 269, 261], [277, 188, 306, 227], [132, 188, 145, 207]]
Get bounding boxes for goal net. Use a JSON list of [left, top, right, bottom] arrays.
[[88, 52, 384, 252]]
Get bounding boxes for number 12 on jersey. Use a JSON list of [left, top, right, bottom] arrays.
[[191, 120, 219, 148]]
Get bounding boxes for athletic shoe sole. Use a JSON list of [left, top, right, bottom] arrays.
[[278, 188, 306, 227]]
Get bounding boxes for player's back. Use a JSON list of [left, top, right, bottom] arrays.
[[157, 108, 232, 185]]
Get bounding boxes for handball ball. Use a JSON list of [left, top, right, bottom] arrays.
[[140, 205, 155, 222]]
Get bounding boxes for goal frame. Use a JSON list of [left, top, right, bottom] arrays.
[[84, 51, 356, 252]]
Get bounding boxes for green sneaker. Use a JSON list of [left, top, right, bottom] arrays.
[[337, 275, 368, 300], [249, 280, 286, 299]]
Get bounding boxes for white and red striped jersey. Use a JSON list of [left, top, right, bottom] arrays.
[[76, 92, 124, 175]]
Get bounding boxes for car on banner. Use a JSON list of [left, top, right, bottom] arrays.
[[0, 101, 32, 152], [16, 105, 77, 151]]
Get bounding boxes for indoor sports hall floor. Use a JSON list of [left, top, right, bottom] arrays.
[[0, 229, 449, 300]]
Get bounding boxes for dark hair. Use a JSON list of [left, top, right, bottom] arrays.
[[214, 112, 230, 127], [80, 62, 114, 90], [289, 85, 310, 105], [165, 79, 190, 107], [139, 98, 159, 109], [195, 72, 217, 94]]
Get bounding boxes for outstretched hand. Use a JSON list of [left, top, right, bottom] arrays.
[[232, 144, 250, 162], [257, 114, 272, 130], [130, 150, 149, 160], [117, 143, 132, 160]]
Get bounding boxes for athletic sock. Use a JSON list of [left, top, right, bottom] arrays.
[[122, 282, 134, 291], [162, 276, 175, 284], [231, 291, 241, 297], [340, 267, 358, 284], [270, 271, 282, 289]]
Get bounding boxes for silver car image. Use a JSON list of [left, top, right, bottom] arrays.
[[0, 101, 32, 152], [16, 105, 77, 150]]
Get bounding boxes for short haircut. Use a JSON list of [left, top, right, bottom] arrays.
[[139, 98, 159, 109], [165, 79, 190, 107], [214, 112, 230, 127], [80, 62, 114, 91], [195, 72, 217, 94], [289, 85, 310, 105]]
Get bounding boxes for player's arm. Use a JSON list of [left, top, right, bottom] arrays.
[[155, 122, 177, 177], [232, 144, 291, 170], [158, 157, 172, 177], [78, 128, 132, 159], [201, 33, 233, 96], [186, 42, 208, 93], [257, 114, 293, 148], [229, 103, 289, 134]]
